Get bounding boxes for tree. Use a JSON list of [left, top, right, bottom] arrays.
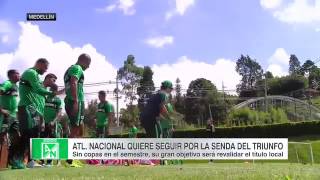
[[117, 55, 144, 106], [119, 105, 140, 127], [137, 66, 155, 112], [82, 100, 98, 137], [174, 78, 185, 114], [236, 55, 263, 96], [300, 60, 317, 77], [289, 54, 301, 75], [309, 67, 320, 89], [254, 71, 274, 97], [268, 75, 308, 97], [185, 78, 223, 125], [84, 100, 98, 128], [265, 71, 274, 79], [117, 55, 144, 124], [137, 66, 155, 97]]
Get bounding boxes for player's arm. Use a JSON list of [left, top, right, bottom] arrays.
[[52, 108, 62, 126], [108, 105, 115, 125], [56, 88, 65, 96], [69, 65, 82, 101], [156, 92, 169, 120], [70, 76, 78, 101], [159, 101, 171, 120], [28, 72, 53, 96], [70, 76, 79, 114], [61, 116, 70, 137], [106, 105, 114, 135], [0, 82, 10, 116], [93, 118, 97, 127], [0, 81, 8, 95], [107, 112, 114, 132]]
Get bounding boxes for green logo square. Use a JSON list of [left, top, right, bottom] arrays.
[[42, 143, 59, 159]]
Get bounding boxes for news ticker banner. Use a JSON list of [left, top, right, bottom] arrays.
[[31, 138, 288, 160]]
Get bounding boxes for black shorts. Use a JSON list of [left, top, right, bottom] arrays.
[[40, 123, 55, 138], [96, 126, 106, 138], [18, 105, 42, 131], [141, 121, 162, 138], [65, 100, 85, 127], [0, 115, 18, 133]]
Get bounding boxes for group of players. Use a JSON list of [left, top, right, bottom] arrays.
[[0, 53, 176, 169]]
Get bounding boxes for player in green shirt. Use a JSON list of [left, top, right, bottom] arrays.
[[0, 70, 20, 118], [0, 69, 21, 169], [42, 74, 63, 138], [17, 58, 57, 168], [128, 122, 138, 138], [64, 54, 91, 167], [95, 91, 114, 138], [40, 82, 62, 166], [43, 84, 62, 137], [160, 100, 174, 138], [43, 73, 67, 139]]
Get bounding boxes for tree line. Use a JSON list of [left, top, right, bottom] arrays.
[[83, 54, 320, 129]]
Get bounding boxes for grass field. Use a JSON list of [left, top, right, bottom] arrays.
[[0, 163, 320, 180]]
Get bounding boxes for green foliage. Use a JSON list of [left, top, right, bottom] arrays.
[[119, 105, 140, 127], [300, 59, 317, 76], [229, 108, 289, 126], [271, 108, 288, 124], [235, 54, 263, 96], [117, 55, 144, 106], [174, 78, 185, 115], [84, 100, 98, 128], [137, 66, 155, 112], [137, 66, 155, 97], [257, 111, 270, 125], [110, 120, 320, 138], [309, 67, 320, 89], [268, 75, 307, 97], [117, 55, 144, 126], [289, 54, 301, 75], [228, 108, 253, 126], [185, 78, 223, 125], [265, 71, 274, 79]]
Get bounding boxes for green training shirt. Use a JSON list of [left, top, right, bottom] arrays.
[[129, 126, 138, 138], [0, 80, 18, 117], [44, 96, 62, 123], [19, 68, 52, 115], [64, 64, 84, 102], [96, 101, 113, 127]]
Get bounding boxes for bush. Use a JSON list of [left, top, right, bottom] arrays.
[[229, 108, 289, 126], [229, 108, 257, 126], [108, 121, 320, 138]]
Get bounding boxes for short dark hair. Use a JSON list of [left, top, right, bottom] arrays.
[[98, 90, 106, 96], [36, 58, 49, 64], [7, 69, 18, 78], [78, 53, 91, 62], [45, 73, 57, 80], [50, 83, 58, 92]]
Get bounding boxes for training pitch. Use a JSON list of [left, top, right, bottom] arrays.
[[0, 163, 320, 180]]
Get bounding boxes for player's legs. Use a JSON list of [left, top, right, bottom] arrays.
[[96, 126, 106, 138], [0, 117, 9, 169], [65, 100, 84, 167], [141, 117, 159, 138], [8, 118, 23, 169]]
